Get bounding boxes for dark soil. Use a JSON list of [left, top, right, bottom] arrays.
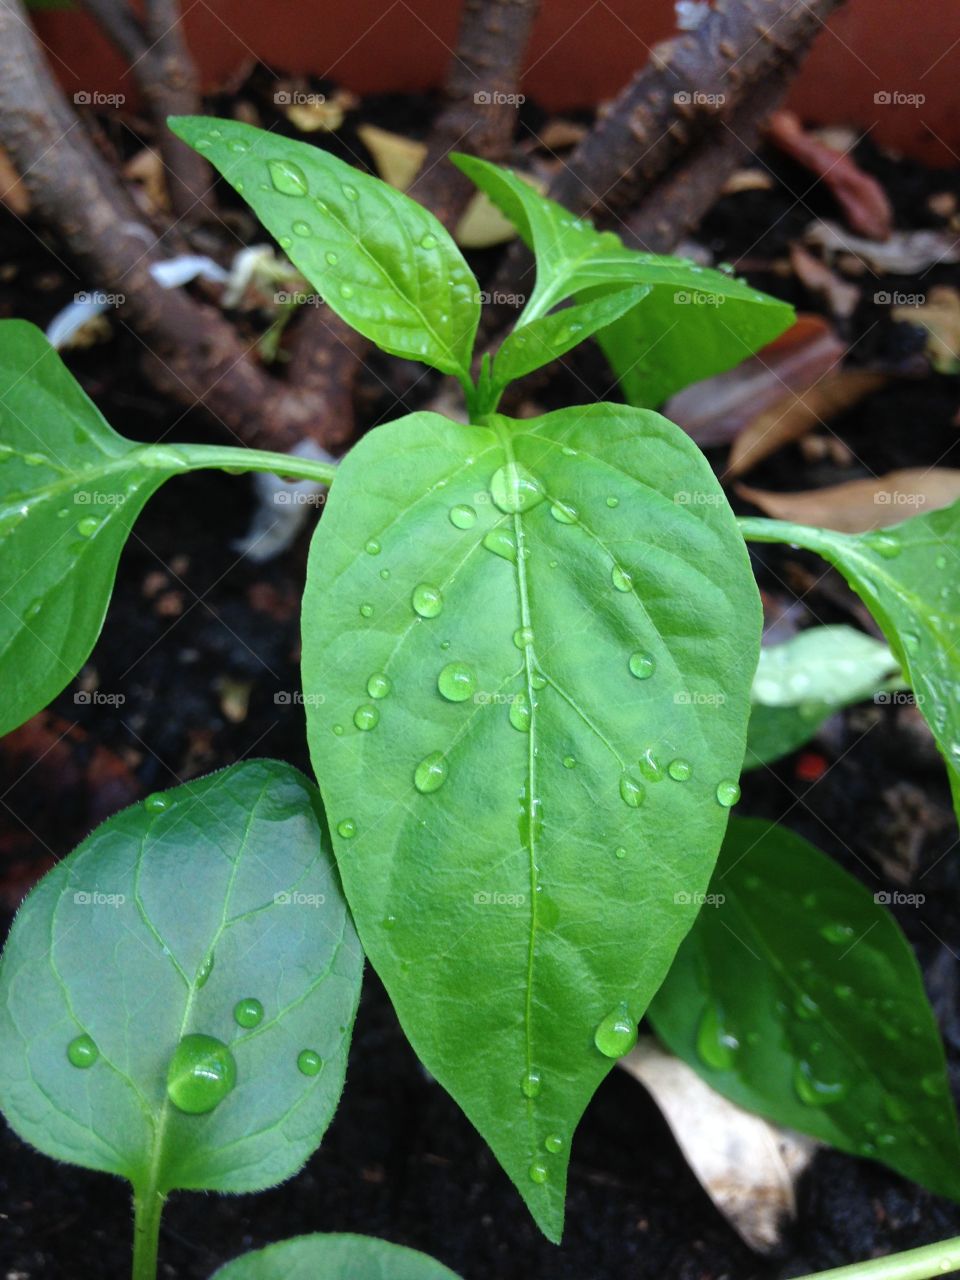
[[2, 86, 960, 1280]]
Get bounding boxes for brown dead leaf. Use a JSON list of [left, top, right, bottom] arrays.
[[737, 468, 960, 531], [790, 243, 860, 319], [806, 221, 960, 273], [893, 285, 960, 374], [0, 145, 29, 217], [720, 168, 774, 196], [123, 147, 169, 217], [284, 88, 357, 134], [727, 368, 885, 478], [528, 117, 586, 151], [356, 123, 426, 191]]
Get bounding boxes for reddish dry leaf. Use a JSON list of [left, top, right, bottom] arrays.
[[737, 468, 960, 532], [767, 110, 893, 241]]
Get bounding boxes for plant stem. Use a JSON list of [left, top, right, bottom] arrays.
[[738, 515, 838, 554], [791, 1235, 960, 1280], [143, 443, 338, 488], [131, 1183, 165, 1280]]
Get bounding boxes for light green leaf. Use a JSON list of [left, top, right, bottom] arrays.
[[741, 510, 960, 809], [212, 1233, 462, 1280], [301, 403, 761, 1239], [170, 117, 480, 380], [746, 625, 902, 769], [0, 760, 364, 1197], [650, 817, 960, 1200], [451, 154, 794, 407]]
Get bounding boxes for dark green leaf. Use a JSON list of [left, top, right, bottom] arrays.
[[170, 117, 480, 380], [212, 1233, 462, 1280], [452, 154, 794, 407], [301, 403, 761, 1239], [0, 760, 364, 1196], [649, 817, 960, 1200]]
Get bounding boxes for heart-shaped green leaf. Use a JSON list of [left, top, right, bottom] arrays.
[[650, 817, 960, 1200], [170, 117, 480, 380], [301, 403, 761, 1239], [0, 760, 363, 1197], [451, 154, 794, 407], [741, 509, 960, 809], [212, 1234, 462, 1280]]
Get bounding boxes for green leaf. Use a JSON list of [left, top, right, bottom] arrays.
[[740, 510, 960, 809], [211, 1233, 462, 1280], [451, 154, 794, 407], [0, 760, 364, 1197], [746, 625, 902, 769], [487, 285, 651, 405], [301, 403, 761, 1239], [170, 117, 480, 380], [649, 817, 960, 1200]]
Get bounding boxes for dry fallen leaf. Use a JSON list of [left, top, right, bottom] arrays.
[[806, 221, 960, 274], [790, 243, 860, 319], [720, 168, 774, 196], [893, 285, 960, 374], [284, 88, 358, 134], [620, 1039, 818, 1253], [456, 173, 547, 249], [738, 468, 960, 532], [356, 123, 426, 191], [0, 145, 29, 218], [123, 147, 169, 217]]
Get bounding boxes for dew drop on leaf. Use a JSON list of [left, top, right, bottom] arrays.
[[562, 755, 576, 769], [412, 583, 443, 618], [438, 662, 476, 702], [794, 1059, 847, 1107], [513, 626, 534, 648], [715, 779, 740, 807], [614, 846, 627, 860], [353, 704, 380, 731], [76, 517, 99, 538], [794, 992, 821, 1021], [66, 1033, 98, 1069], [144, 793, 170, 813], [297, 1050, 322, 1076], [611, 565, 632, 593], [520, 1069, 542, 1098], [509, 694, 532, 733], [341, 183, 359, 201], [359, 602, 374, 618], [667, 758, 692, 781], [419, 232, 438, 249], [365, 539, 381, 555], [529, 1161, 549, 1184], [196, 952, 215, 988], [865, 532, 902, 559], [337, 818, 357, 839], [544, 1134, 563, 1154], [482, 527, 517, 562], [367, 672, 392, 699], [638, 749, 663, 782], [340, 283, 355, 299], [278, 236, 293, 250], [619, 773, 645, 807], [606, 496, 619, 508], [166, 1034, 237, 1115], [489, 462, 544, 513], [233, 997, 264, 1029], [696, 1003, 739, 1070], [820, 922, 855, 944], [324, 251, 338, 265], [834, 983, 853, 1000], [267, 159, 309, 196], [629, 650, 655, 679], [292, 220, 312, 237], [414, 752, 448, 794], [228, 140, 248, 154], [549, 500, 577, 524], [449, 503, 477, 529], [594, 1002, 637, 1058], [332, 724, 344, 736]]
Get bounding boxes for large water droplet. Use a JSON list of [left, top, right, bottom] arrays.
[[354, 704, 380, 731], [297, 1049, 322, 1076], [365, 538, 381, 555], [513, 626, 534, 648], [196, 952, 215, 988], [638, 749, 663, 782], [77, 517, 99, 538], [489, 461, 544, 513], [412, 583, 443, 618], [619, 773, 645, 807], [268, 159, 309, 196], [359, 602, 374, 618], [606, 496, 619, 508], [865, 532, 902, 559], [367, 672, 391, 699], [696, 1003, 739, 1070], [414, 751, 448, 793], [292, 219, 312, 237], [419, 232, 438, 249], [438, 662, 477, 702], [482, 527, 517, 562], [337, 818, 357, 839], [233, 997, 264, 1029], [144, 793, 170, 813], [509, 694, 532, 733], [628, 650, 655, 679], [67, 1033, 99, 1068], [166, 1034, 237, 1114], [715, 779, 740, 807], [668, 758, 692, 782], [341, 182, 359, 201], [521, 1069, 542, 1098], [611, 565, 632, 593], [544, 1133, 563, 1154], [529, 1161, 549, 1184], [594, 1002, 637, 1058], [550, 500, 577, 524], [449, 503, 477, 529], [794, 1059, 847, 1107]]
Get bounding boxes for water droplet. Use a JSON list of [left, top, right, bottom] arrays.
[[67, 1033, 98, 1068], [367, 672, 391, 699], [324, 251, 338, 266], [615, 846, 627, 860], [594, 1002, 637, 1058], [629, 651, 655, 680], [354, 704, 380, 731], [297, 1049, 322, 1076], [531, 671, 547, 690], [936, 554, 947, 570], [866, 532, 901, 559], [529, 1161, 549, 1184], [794, 1059, 847, 1107], [668, 758, 692, 782], [902, 631, 920, 654], [562, 755, 576, 769], [513, 626, 534, 648], [611, 565, 632, 593], [834, 984, 853, 1000], [166, 1034, 237, 1114], [337, 818, 357, 839], [619, 773, 645, 807], [414, 751, 448, 794], [340, 283, 355, 299], [77, 517, 99, 538], [379, 568, 390, 580], [268, 159, 309, 196], [383, 914, 397, 929], [438, 661, 476, 702], [794, 992, 821, 1021], [412, 583, 443, 618], [196, 952, 215, 987], [715, 779, 740, 807], [820, 922, 855, 944], [292, 219, 312, 237], [144, 793, 170, 813], [365, 538, 381, 555], [23, 452, 45, 466], [696, 1003, 740, 1070], [509, 694, 532, 733], [550, 500, 577, 524], [228, 139, 248, 154], [482, 527, 517, 562], [449, 503, 477, 529], [638, 748, 663, 782], [544, 1134, 563, 1154], [332, 724, 344, 736], [341, 182, 359, 201], [359, 602, 374, 618], [489, 461, 544, 513], [233, 997, 264, 1029], [278, 235, 293, 250], [606, 496, 619, 508], [420, 232, 438, 249], [521, 1069, 542, 1098]]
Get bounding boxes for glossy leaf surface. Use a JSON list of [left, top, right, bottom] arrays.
[[212, 1234, 462, 1280], [301, 403, 761, 1238]]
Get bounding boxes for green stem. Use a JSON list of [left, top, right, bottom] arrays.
[[131, 1183, 165, 1280], [737, 514, 849, 555], [141, 443, 338, 488], [792, 1235, 960, 1280]]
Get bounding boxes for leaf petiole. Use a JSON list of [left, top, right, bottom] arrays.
[[131, 1182, 165, 1280], [792, 1234, 960, 1280], [140, 442, 338, 487]]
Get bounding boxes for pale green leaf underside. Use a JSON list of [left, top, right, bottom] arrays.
[[171, 117, 480, 379], [451, 154, 794, 408], [301, 404, 761, 1239], [741, 510, 960, 809], [650, 817, 960, 1200], [212, 1233, 462, 1280], [0, 761, 363, 1196]]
